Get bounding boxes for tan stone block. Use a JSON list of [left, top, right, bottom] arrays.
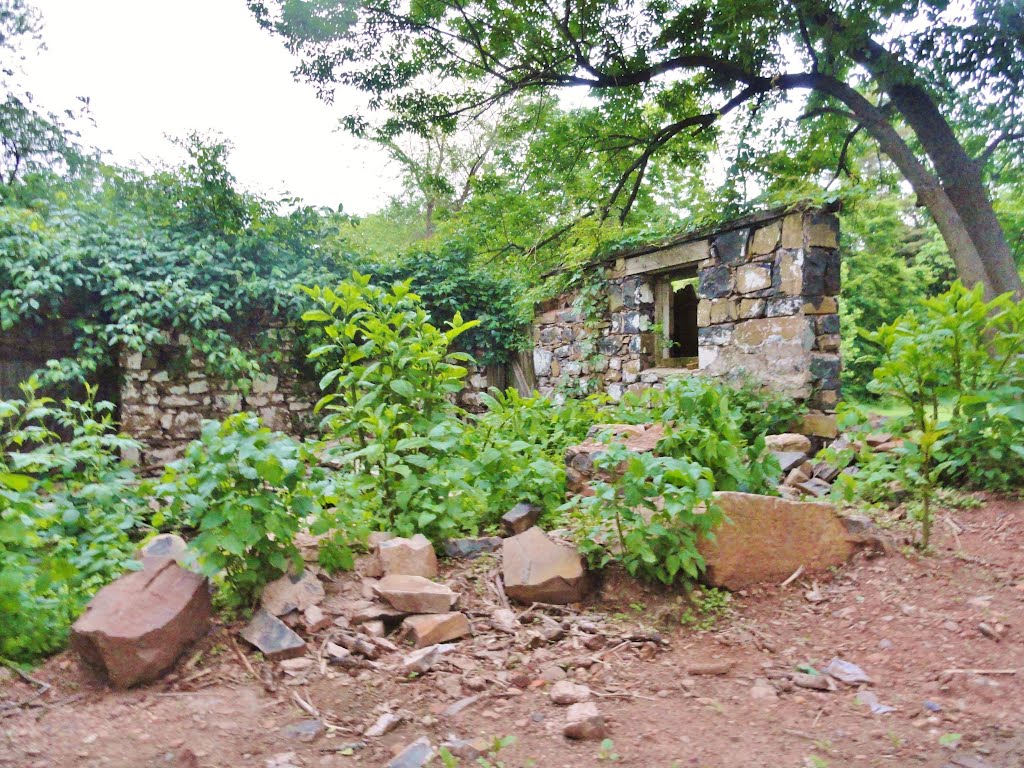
[[817, 334, 841, 352], [738, 298, 765, 319], [803, 296, 839, 315], [802, 411, 838, 438], [622, 239, 708, 276], [709, 298, 738, 324], [781, 213, 804, 249], [697, 299, 712, 327], [807, 213, 839, 248], [750, 220, 782, 255], [777, 251, 803, 295], [735, 264, 772, 293], [550, 358, 560, 378], [734, 316, 813, 347], [816, 389, 840, 408]]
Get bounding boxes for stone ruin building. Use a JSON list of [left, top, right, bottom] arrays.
[[530, 204, 842, 439]]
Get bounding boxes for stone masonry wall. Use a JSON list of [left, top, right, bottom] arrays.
[[120, 336, 318, 468], [531, 206, 842, 437]]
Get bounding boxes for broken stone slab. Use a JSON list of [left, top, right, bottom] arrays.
[[443, 536, 503, 559], [378, 534, 438, 578], [772, 451, 808, 474], [563, 702, 607, 740], [134, 533, 190, 568], [795, 477, 833, 498], [71, 560, 212, 688], [401, 643, 456, 675], [813, 461, 843, 483], [350, 601, 408, 626], [765, 433, 812, 453], [501, 503, 541, 536], [375, 574, 458, 614], [365, 712, 403, 738], [489, 608, 520, 634], [441, 738, 489, 762], [564, 424, 666, 495], [302, 604, 331, 633], [549, 680, 592, 705], [401, 612, 471, 648], [260, 570, 325, 616], [697, 492, 858, 590], [503, 526, 588, 605], [280, 719, 324, 743], [240, 608, 307, 661], [387, 737, 434, 768]]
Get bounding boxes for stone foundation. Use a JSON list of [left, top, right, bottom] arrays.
[[532, 206, 841, 435]]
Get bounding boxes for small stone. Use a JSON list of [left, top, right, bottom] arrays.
[[772, 451, 808, 473], [402, 612, 471, 648], [686, 661, 734, 676], [792, 673, 834, 691], [765, 433, 812, 453], [749, 679, 778, 700], [134, 534, 189, 568], [365, 712, 403, 737], [549, 680, 592, 705], [539, 665, 567, 683], [302, 604, 331, 632], [240, 608, 307, 661], [360, 620, 386, 638], [375, 574, 458, 614], [260, 570, 325, 617], [563, 702, 606, 740], [443, 537, 503, 559], [441, 738, 489, 762], [378, 535, 439, 578], [278, 657, 313, 672], [978, 622, 1001, 641], [490, 608, 520, 634], [501, 503, 541, 536], [324, 642, 354, 666], [402, 643, 456, 675], [280, 719, 324, 742], [824, 658, 872, 685], [386, 737, 434, 768]]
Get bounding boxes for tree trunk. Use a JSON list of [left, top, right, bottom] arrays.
[[853, 43, 1024, 299]]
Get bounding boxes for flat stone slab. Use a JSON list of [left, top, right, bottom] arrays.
[[240, 608, 307, 660], [443, 536, 503, 559], [501, 503, 540, 536], [378, 534, 438, 578], [772, 451, 808, 473], [402, 612, 471, 648], [698, 492, 857, 590], [71, 560, 212, 688], [374, 574, 458, 614], [502, 527, 588, 605], [260, 570, 325, 616]]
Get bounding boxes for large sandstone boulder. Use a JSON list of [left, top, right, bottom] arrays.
[[698, 492, 857, 590], [503, 527, 588, 605], [71, 560, 212, 688], [377, 534, 438, 578]]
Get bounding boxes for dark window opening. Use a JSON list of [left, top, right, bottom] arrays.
[[669, 281, 699, 359]]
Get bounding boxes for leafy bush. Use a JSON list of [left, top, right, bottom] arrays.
[[828, 282, 1024, 547], [1, 380, 145, 662], [569, 442, 721, 585], [303, 274, 482, 545], [156, 413, 324, 613], [613, 377, 782, 495]]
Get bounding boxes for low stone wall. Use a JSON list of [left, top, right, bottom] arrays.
[[532, 206, 842, 436], [120, 339, 318, 467]]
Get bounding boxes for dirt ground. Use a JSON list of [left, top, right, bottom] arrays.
[[2, 495, 1022, 768]]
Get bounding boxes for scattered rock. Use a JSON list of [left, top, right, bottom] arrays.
[[364, 712, 403, 738], [280, 719, 324, 742], [539, 665, 567, 683], [135, 534, 189, 568], [360, 620, 386, 638], [324, 642, 354, 667], [260, 570, 325, 617], [378, 534, 439, 578], [279, 657, 313, 673], [386, 737, 434, 768], [772, 451, 808, 474], [441, 738, 489, 761], [351, 602, 407, 626], [856, 689, 896, 714], [978, 622, 1002, 641], [765, 433, 812, 453], [824, 658, 872, 685], [549, 680, 592, 705], [563, 701, 607, 740], [71, 560, 212, 688], [501, 503, 541, 536], [240, 608, 307, 661], [443, 537, 503, 559], [698, 492, 857, 590], [792, 673, 835, 691], [402, 643, 456, 675], [502, 527, 588, 605], [444, 693, 485, 717], [794, 477, 833, 498], [302, 604, 331, 632], [813, 461, 843, 483], [375, 574, 458, 614], [489, 608, 520, 634], [749, 679, 778, 701], [402, 612, 471, 648], [686, 660, 734, 676]]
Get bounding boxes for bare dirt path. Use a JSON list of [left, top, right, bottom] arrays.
[[2, 496, 1022, 768]]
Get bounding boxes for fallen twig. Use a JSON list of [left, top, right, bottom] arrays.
[[780, 565, 805, 588], [291, 690, 320, 717], [0, 658, 50, 709], [592, 690, 658, 702], [943, 668, 1016, 676]]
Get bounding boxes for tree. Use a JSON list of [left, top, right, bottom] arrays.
[[249, 0, 1024, 298]]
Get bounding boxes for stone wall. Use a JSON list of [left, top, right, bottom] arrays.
[[531, 206, 842, 437], [120, 337, 318, 468]]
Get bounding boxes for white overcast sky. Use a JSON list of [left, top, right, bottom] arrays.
[[24, 0, 400, 215]]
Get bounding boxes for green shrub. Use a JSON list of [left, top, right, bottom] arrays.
[[1, 380, 145, 662], [302, 273, 482, 545], [613, 377, 781, 495], [156, 413, 324, 613], [568, 442, 721, 585], [828, 281, 1024, 547]]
